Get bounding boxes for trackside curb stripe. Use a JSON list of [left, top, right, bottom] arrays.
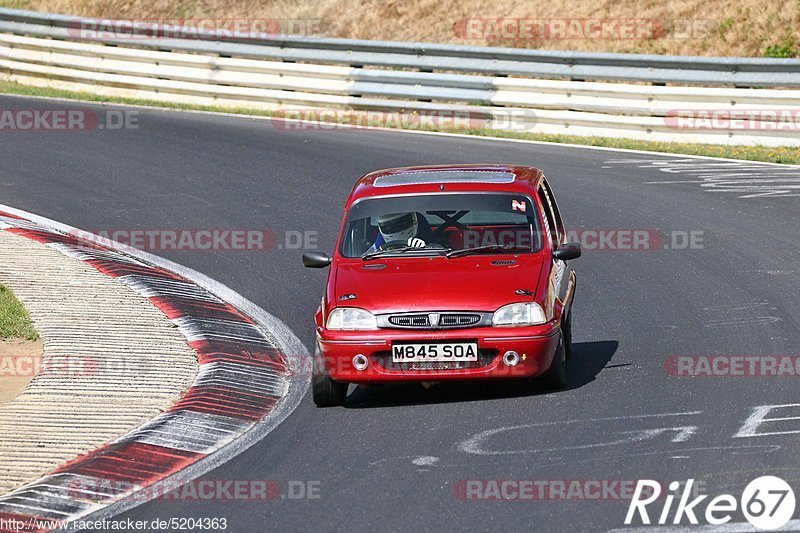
[[0, 208, 309, 533]]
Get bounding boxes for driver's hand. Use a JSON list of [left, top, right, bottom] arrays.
[[408, 237, 426, 248]]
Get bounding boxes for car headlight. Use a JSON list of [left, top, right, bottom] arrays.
[[326, 307, 378, 330], [492, 302, 546, 327]]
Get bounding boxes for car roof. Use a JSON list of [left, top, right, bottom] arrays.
[[347, 164, 544, 206]]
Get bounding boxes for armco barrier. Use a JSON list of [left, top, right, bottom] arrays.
[[1, 8, 799, 146]]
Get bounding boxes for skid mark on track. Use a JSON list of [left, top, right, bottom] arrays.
[[739, 269, 796, 276], [411, 456, 440, 466], [602, 158, 800, 198], [702, 300, 782, 328]]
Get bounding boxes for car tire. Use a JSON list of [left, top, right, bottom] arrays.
[[542, 332, 568, 390], [563, 311, 574, 360], [312, 345, 348, 407]]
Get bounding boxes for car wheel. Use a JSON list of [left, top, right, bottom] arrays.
[[312, 344, 348, 407], [563, 311, 574, 360], [542, 332, 568, 390]]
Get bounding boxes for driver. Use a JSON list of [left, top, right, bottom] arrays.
[[368, 212, 431, 253]]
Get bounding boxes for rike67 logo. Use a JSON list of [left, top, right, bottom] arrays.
[[625, 476, 796, 530]]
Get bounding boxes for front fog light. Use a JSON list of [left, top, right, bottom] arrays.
[[503, 351, 520, 367], [353, 354, 369, 371]]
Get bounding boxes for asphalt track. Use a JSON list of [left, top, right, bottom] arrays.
[[2, 95, 800, 532]]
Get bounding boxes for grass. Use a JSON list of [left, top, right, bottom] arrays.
[[2, 0, 799, 57], [0, 284, 39, 341], [764, 35, 799, 58], [458, 130, 800, 165], [2, 79, 799, 165]]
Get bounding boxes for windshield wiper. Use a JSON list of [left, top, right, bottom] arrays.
[[361, 246, 423, 261], [361, 245, 452, 261], [446, 244, 528, 258]]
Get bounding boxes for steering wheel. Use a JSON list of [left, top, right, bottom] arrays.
[[378, 239, 447, 251], [378, 239, 410, 251]]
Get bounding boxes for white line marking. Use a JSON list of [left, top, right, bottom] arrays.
[[459, 412, 702, 456], [735, 404, 800, 438], [604, 158, 800, 198]]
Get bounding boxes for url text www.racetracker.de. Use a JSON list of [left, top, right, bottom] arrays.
[[0, 517, 229, 532]]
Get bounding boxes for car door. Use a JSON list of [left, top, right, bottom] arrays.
[[537, 177, 574, 320]]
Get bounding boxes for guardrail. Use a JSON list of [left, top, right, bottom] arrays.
[[1, 8, 799, 146]]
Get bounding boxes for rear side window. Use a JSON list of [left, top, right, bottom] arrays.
[[537, 187, 557, 247], [537, 179, 564, 246]]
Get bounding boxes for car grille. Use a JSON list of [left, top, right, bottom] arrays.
[[375, 349, 497, 371], [439, 314, 481, 327], [386, 313, 484, 329], [388, 314, 431, 327]]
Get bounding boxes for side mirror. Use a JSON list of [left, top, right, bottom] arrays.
[[302, 252, 332, 268], [552, 242, 581, 261]]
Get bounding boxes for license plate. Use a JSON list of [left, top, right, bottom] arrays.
[[391, 342, 479, 363]]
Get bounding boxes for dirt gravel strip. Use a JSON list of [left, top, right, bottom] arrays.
[[0, 208, 308, 532], [0, 227, 200, 495]]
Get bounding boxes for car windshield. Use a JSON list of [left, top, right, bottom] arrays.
[[339, 193, 542, 258]]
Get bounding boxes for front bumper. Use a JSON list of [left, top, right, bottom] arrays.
[[316, 322, 560, 383]]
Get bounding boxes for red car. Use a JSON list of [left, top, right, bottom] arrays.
[[302, 164, 580, 407]]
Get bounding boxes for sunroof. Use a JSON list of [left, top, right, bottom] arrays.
[[373, 170, 516, 188]]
